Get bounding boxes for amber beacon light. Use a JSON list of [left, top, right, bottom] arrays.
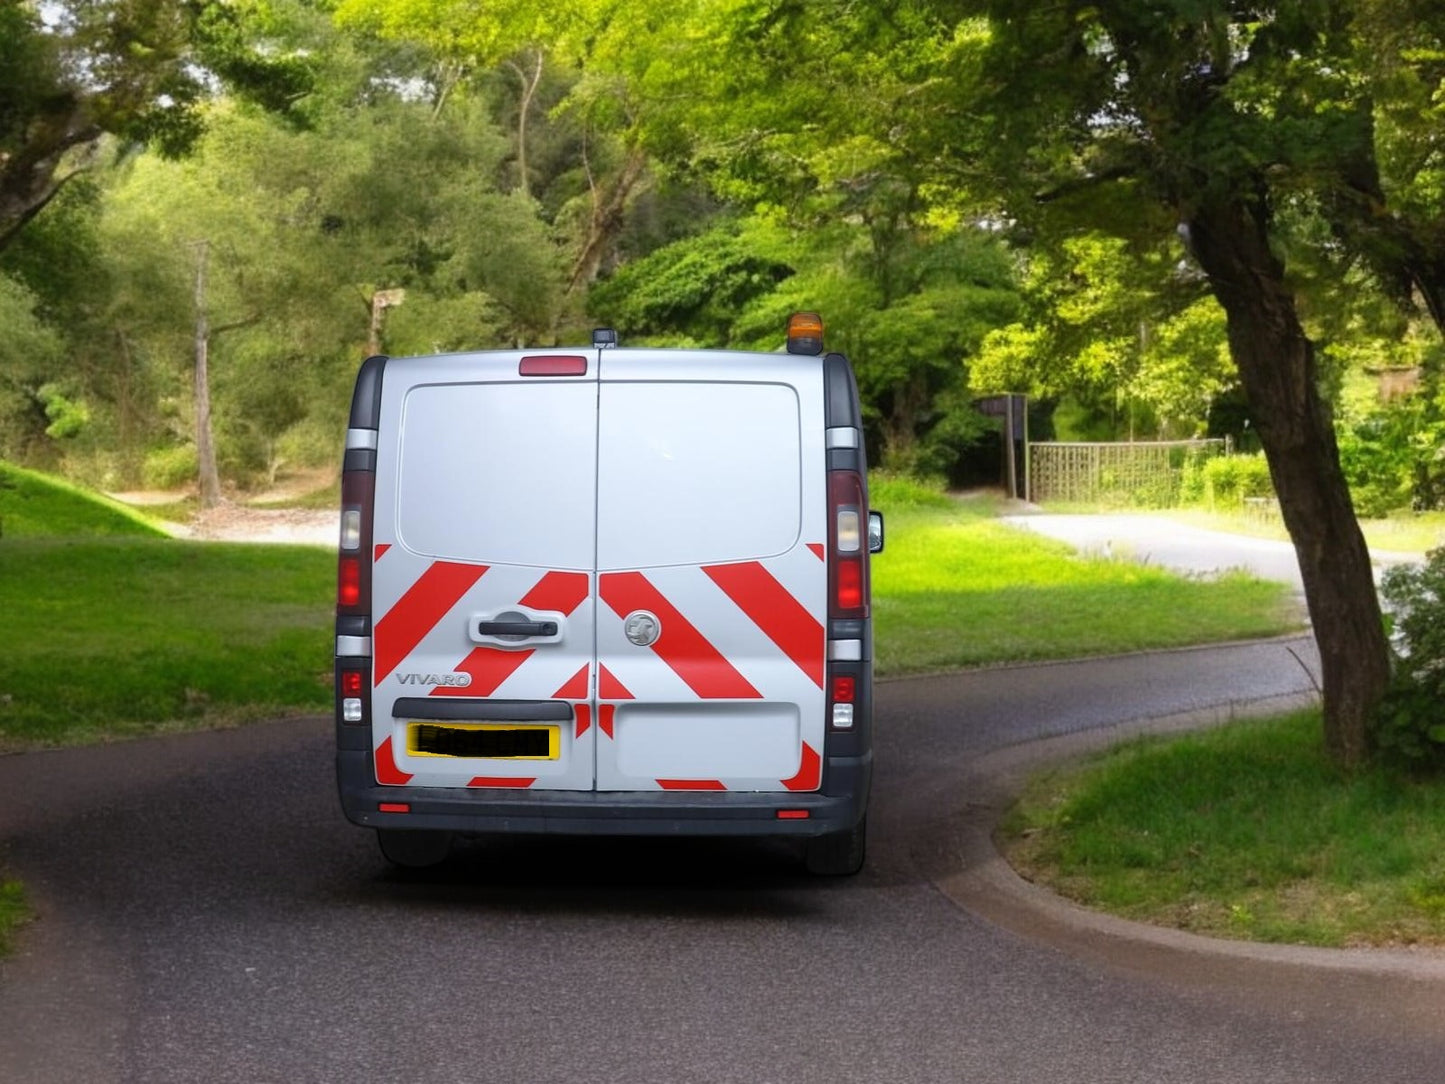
[[786, 312, 825, 355]]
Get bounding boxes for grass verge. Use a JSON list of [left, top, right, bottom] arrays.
[[1, 461, 167, 538], [870, 480, 1303, 676], [0, 538, 334, 750], [1002, 710, 1445, 947], [1166, 506, 1445, 554]]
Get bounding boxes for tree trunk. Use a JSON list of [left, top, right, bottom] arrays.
[[192, 241, 223, 510], [505, 50, 545, 201], [1186, 197, 1390, 768], [0, 115, 99, 255], [566, 146, 649, 298], [880, 373, 930, 472]]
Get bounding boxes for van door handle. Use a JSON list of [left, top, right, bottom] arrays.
[[474, 619, 558, 638]]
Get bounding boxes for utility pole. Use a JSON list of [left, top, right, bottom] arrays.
[[190, 240, 223, 509]]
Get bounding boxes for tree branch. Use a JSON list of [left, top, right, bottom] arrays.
[[1034, 164, 1139, 204]]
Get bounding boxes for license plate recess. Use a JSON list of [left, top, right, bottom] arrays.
[[407, 722, 560, 760]]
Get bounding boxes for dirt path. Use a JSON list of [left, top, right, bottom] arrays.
[[109, 479, 339, 546], [181, 502, 338, 546]]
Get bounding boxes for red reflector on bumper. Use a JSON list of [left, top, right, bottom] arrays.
[[776, 810, 811, 820], [378, 802, 410, 814]]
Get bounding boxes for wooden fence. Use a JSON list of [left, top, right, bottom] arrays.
[[1028, 440, 1228, 505]]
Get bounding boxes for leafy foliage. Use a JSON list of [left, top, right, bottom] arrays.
[[0, 0, 315, 249], [1190, 453, 1275, 509], [0, 274, 66, 463], [1375, 547, 1445, 770], [1334, 359, 1445, 517], [587, 222, 794, 345], [970, 233, 1235, 439]]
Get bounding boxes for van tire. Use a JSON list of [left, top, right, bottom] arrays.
[[377, 828, 453, 868], [804, 817, 867, 876]]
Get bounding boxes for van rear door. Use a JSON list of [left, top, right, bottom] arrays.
[[592, 351, 828, 793], [368, 351, 599, 792]]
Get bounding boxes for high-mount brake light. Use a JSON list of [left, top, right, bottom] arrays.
[[519, 355, 588, 376], [786, 312, 825, 355]]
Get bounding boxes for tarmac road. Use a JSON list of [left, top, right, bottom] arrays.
[[3, 635, 1443, 1084], [1000, 511, 1422, 596]]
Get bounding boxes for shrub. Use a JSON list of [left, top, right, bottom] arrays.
[[867, 471, 954, 510], [1200, 453, 1273, 508], [1373, 547, 1445, 771], [1337, 412, 1418, 517], [141, 445, 198, 490]]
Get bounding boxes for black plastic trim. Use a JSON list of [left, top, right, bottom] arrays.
[[343, 447, 376, 472], [337, 751, 871, 837], [349, 355, 388, 429], [822, 353, 862, 428], [475, 619, 558, 638], [336, 615, 370, 638], [822, 658, 873, 760], [392, 698, 573, 722]]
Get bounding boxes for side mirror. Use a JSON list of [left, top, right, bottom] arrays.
[[868, 510, 885, 554]]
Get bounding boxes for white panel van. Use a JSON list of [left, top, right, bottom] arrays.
[[334, 315, 882, 874]]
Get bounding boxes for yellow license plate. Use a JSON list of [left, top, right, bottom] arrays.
[[407, 722, 560, 760]]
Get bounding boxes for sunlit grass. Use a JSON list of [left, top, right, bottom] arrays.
[[871, 494, 1303, 676], [0, 460, 166, 538], [0, 538, 333, 751], [1003, 711, 1445, 947]]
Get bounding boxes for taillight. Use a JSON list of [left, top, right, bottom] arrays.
[[339, 666, 367, 724], [828, 470, 869, 620], [336, 469, 375, 616], [338, 556, 361, 607], [830, 672, 857, 729]]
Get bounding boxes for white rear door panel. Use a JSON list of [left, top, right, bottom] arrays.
[[370, 354, 599, 791], [593, 352, 828, 793]]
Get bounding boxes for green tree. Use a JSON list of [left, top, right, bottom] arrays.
[[595, 2, 1021, 471], [0, 273, 66, 463], [971, 234, 1234, 439], [645, 0, 1437, 765], [904, 0, 1403, 767], [0, 0, 312, 252], [331, 0, 652, 332]]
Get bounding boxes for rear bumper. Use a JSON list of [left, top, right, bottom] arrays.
[[336, 749, 871, 838]]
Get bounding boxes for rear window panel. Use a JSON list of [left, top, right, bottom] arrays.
[[396, 382, 597, 570], [597, 381, 801, 570]]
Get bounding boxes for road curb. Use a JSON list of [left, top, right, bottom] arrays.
[[936, 692, 1445, 988]]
